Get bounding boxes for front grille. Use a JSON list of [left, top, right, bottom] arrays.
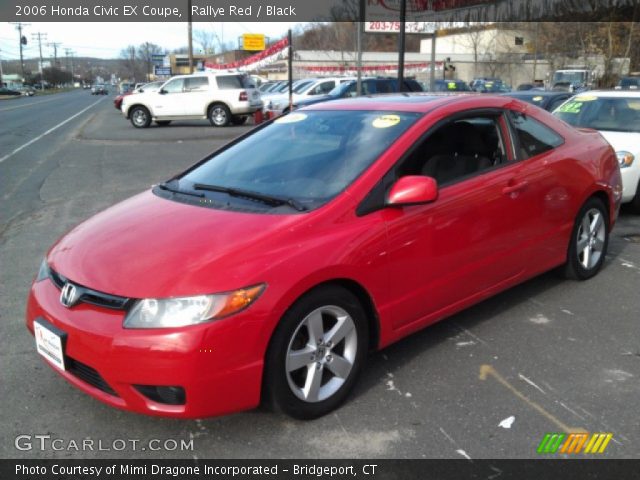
[[66, 356, 119, 397], [49, 267, 133, 310]]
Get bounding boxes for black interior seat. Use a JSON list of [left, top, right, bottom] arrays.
[[421, 122, 492, 184]]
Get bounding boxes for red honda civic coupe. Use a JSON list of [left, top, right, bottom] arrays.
[[26, 94, 622, 419]]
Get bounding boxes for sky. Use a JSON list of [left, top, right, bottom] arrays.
[[0, 22, 300, 61]]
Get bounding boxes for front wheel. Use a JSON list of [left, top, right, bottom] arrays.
[[130, 106, 151, 128], [208, 104, 230, 127], [264, 286, 369, 419], [562, 197, 609, 280]]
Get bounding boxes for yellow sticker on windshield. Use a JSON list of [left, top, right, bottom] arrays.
[[447, 82, 457, 90], [576, 95, 597, 101], [372, 115, 401, 128], [533, 96, 543, 101], [274, 112, 307, 124]]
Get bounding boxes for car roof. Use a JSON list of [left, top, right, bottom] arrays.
[[572, 90, 640, 98], [503, 91, 568, 98], [301, 93, 519, 113]]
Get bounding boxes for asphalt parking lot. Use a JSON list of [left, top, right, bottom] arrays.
[[1, 90, 639, 460]]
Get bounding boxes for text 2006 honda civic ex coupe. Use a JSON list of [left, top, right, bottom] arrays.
[[26, 95, 622, 419]]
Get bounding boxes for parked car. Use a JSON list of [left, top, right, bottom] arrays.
[[91, 84, 108, 95], [114, 81, 164, 111], [427, 79, 471, 92], [292, 77, 423, 110], [18, 86, 36, 96], [27, 94, 620, 419], [121, 72, 262, 128], [502, 91, 573, 111], [553, 91, 640, 211], [472, 78, 511, 93], [264, 77, 356, 115], [0, 87, 21, 96], [615, 76, 640, 90]]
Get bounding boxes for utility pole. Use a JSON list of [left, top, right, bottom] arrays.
[[31, 31, 47, 83], [64, 48, 75, 81], [0, 49, 4, 86], [397, 0, 406, 92], [187, 0, 194, 73], [48, 41, 61, 67], [9, 22, 30, 80]]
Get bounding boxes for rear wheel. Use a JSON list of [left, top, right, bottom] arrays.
[[208, 104, 231, 127], [562, 197, 609, 280], [264, 286, 368, 419], [130, 106, 151, 128]]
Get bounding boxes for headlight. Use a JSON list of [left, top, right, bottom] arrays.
[[35, 258, 50, 282], [123, 284, 265, 329], [617, 151, 634, 168]]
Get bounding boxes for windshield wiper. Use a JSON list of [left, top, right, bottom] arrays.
[[158, 181, 204, 198], [192, 183, 308, 212]]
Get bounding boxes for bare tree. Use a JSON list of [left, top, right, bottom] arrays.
[[119, 45, 138, 81], [194, 29, 217, 55], [137, 42, 163, 82]]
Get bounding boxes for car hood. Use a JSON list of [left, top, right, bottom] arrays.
[[597, 130, 640, 154], [47, 190, 304, 299]]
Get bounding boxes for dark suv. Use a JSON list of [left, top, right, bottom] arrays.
[[292, 78, 423, 110]]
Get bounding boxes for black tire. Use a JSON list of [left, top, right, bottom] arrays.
[[155, 120, 172, 126], [562, 197, 609, 280], [208, 103, 231, 127], [231, 115, 248, 125], [264, 285, 369, 420], [129, 106, 151, 128]]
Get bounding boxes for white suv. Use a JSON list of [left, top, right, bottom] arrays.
[[122, 72, 263, 128]]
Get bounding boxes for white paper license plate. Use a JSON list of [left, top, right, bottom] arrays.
[[34, 319, 66, 371]]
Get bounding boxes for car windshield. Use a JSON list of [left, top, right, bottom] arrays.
[[619, 77, 640, 88], [293, 80, 315, 94], [554, 96, 640, 132], [179, 110, 421, 211], [553, 72, 586, 84]]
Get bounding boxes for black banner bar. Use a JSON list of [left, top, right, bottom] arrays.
[[2, 459, 640, 480], [0, 0, 637, 22]]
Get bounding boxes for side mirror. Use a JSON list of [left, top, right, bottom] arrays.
[[159, 89, 167, 95], [387, 176, 438, 207]]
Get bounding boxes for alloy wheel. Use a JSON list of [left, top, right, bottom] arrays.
[[576, 207, 606, 270]]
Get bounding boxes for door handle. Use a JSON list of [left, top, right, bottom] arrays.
[[502, 180, 528, 195]]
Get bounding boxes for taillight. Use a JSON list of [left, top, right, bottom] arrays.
[[239, 91, 248, 101]]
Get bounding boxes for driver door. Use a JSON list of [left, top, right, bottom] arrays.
[[154, 78, 185, 116]]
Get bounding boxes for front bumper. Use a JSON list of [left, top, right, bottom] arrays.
[[620, 165, 640, 203], [25, 278, 265, 418]]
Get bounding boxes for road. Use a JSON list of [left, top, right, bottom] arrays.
[[1, 91, 639, 460]]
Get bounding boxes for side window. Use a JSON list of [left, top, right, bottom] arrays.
[[508, 111, 563, 158], [398, 116, 508, 186], [185, 77, 209, 92], [216, 75, 244, 89], [162, 78, 184, 94], [310, 81, 335, 95], [376, 81, 393, 94]]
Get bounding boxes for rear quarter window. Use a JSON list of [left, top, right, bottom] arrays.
[[508, 111, 564, 159], [216, 75, 249, 90]]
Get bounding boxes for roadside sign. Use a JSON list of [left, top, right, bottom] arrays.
[[365, 22, 437, 34], [151, 54, 165, 66], [154, 66, 171, 76], [242, 34, 266, 51]]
